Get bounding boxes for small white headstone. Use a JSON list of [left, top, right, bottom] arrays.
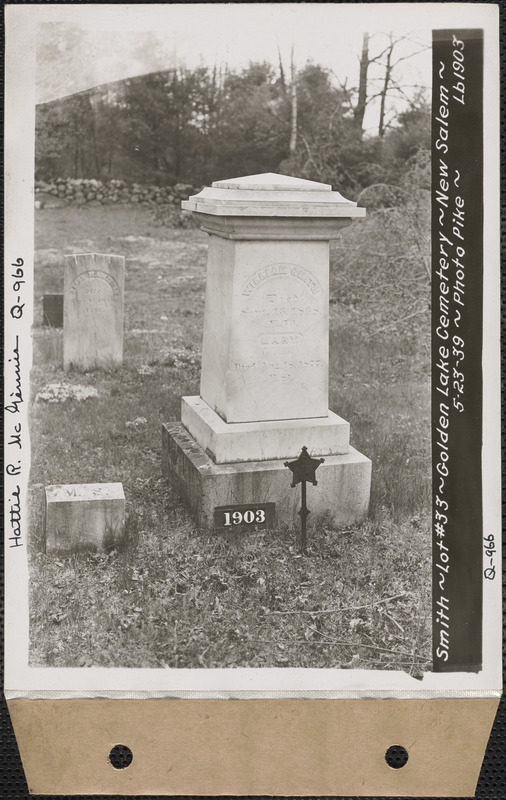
[[44, 483, 126, 554], [63, 253, 124, 371]]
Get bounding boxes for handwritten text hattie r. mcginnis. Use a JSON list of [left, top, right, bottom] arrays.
[[5, 335, 23, 414]]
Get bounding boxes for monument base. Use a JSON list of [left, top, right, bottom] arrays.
[[182, 395, 350, 463], [162, 423, 371, 531]]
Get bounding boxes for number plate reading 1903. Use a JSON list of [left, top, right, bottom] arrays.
[[214, 503, 276, 532]]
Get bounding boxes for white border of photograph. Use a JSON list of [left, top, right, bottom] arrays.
[[4, 3, 501, 700]]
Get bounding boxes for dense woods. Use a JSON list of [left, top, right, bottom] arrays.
[[36, 52, 430, 197]]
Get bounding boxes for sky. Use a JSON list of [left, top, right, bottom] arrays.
[[35, 4, 432, 135]]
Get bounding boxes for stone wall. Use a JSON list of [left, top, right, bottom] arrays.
[[35, 178, 201, 208]]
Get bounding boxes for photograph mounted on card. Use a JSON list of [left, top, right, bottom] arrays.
[[4, 3, 500, 796]]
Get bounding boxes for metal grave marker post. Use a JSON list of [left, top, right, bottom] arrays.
[[285, 446, 324, 553]]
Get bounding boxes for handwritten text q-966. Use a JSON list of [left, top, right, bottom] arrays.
[[483, 534, 496, 581], [10, 258, 25, 319]]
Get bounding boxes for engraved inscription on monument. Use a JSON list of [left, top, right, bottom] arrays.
[[241, 262, 321, 297], [70, 270, 119, 322], [229, 260, 328, 420], [70, 270, 120, 303]]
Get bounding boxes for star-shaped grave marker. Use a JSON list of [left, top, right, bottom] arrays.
[[284, 446, 325, 553]]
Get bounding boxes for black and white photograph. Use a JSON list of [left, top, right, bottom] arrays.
[[5, 3, 501, 697]]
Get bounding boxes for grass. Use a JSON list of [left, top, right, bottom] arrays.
[[29, 204, 431, 675]]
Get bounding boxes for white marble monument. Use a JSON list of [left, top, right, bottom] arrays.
[[162, 173, 371, 529], [63, 253, 124, 371]]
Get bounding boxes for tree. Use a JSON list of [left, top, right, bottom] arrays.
[[278, 63, 376, 195], [365, 33, 430, 138], [382, 96, 431, 165], [353, 33, 369, 134], [289, 46, 298, 155], [36, 92, 102, 179], [35, 102, 68, 180], [117, 67, 218, 183], [345, 31, 430, 139], [93, 93, 123, 177], [211, 62, 288, 180]]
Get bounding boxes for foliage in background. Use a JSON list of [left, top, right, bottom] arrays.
[[331, 148, 431, 343], [36, 56, 430, 197]]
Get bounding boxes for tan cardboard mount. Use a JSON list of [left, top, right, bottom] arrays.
[[7, 697, 499, 796]]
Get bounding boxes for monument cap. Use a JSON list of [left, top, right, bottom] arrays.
[[182, 172, 365, 218], [212, 172, 331, 192]]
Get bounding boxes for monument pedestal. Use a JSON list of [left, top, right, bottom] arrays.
[[162, 423, 371, 531], [162, 173, 371, 531]]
